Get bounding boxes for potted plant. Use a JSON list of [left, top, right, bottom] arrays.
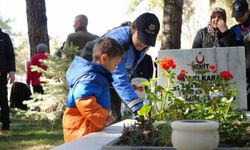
[[103, 57, 250, 149]]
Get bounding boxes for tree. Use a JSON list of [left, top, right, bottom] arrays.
[[19, 45, 79, 126], [127, 0, 163, 13], [161, 0, 183, 49], [0, 16, 12, 34], [26, 0, 50, 57], [209, 0, 216, 6]]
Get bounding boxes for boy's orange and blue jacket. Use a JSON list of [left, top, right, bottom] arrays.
[[62, 56, 113, 142]]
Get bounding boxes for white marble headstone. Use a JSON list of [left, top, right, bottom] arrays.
[[131, 77, 150, 105], [158, 47, 247, 109]]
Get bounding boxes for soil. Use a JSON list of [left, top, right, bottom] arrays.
[[219, 136, 250, 148], [116, 136, 250, 148], [116, 126, 250, 148]]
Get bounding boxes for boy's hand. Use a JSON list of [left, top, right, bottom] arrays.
[[104, 114, 115, 127], [8, 72, 15, 84]]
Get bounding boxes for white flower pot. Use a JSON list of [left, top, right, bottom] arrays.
[[171, 120, 219, 150]]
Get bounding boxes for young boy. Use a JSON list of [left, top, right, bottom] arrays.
[[81, 12, 160, 122], [62, 37, 125, 142]]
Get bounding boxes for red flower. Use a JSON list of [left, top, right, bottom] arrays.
[[220, 70, 233, 80], [209, 65, 217, 71], [177, 69, 187, 80], [133, 85, 144, 92], [133, 84, 137, 90], [139, 86, 144, 93], [160, 58, 176, 70]]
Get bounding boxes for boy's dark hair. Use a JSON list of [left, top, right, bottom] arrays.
[[92, 37, 125, 61]]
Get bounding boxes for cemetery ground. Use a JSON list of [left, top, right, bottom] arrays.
[[0, 111, 132, 150], [0, 114, 64, 150]]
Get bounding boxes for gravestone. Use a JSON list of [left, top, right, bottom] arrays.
[[158, 47, 247, 109], [131, 77, 150, 105]]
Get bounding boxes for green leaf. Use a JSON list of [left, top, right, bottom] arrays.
[[137, 105, 152, 116]]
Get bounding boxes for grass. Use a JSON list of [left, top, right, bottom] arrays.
[[0, 114, 64, 150], [0, 108, 133, 150]]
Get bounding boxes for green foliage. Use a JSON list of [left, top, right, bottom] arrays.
[[14, 34, 30, 74], [14, 44, 80, 126], [0, 16, 13, 34], [130, 57, 249, 146], [126, 0, 194, 23], [127, 0, 145, 14], [183, 0, 195, 23], [117, 116, 172, 146]]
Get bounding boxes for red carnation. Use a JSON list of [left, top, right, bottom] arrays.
[[177, 69, 187, 80], [138, 86, 144, 93], [209, 65, 217, 71], [133, 84, 137, 90], [220, 70, 233, 80], [160, 58, 176, 71]]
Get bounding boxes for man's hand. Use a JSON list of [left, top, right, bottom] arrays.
[[243, 34, 250, 42], [8, 71, 15, 84], [104, 114, 116, 127]]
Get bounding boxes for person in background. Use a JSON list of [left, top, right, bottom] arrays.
[[54, 42, 65, 58], [218, 0, 250, 110], [63, 14, 98, 52], [63, 37, 125, 142], [130, 54, 154, 107], [131, 54, 154, 81], [0, 28, 15, 137], [26, 43, 48, 94], [154, 57, 158, 78], [192, 7, 228, 48], [81, 12, 160, 123]]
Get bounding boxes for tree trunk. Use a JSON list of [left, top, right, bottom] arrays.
[[26, 0, 50, 57], [161, 0, 183, 49]]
